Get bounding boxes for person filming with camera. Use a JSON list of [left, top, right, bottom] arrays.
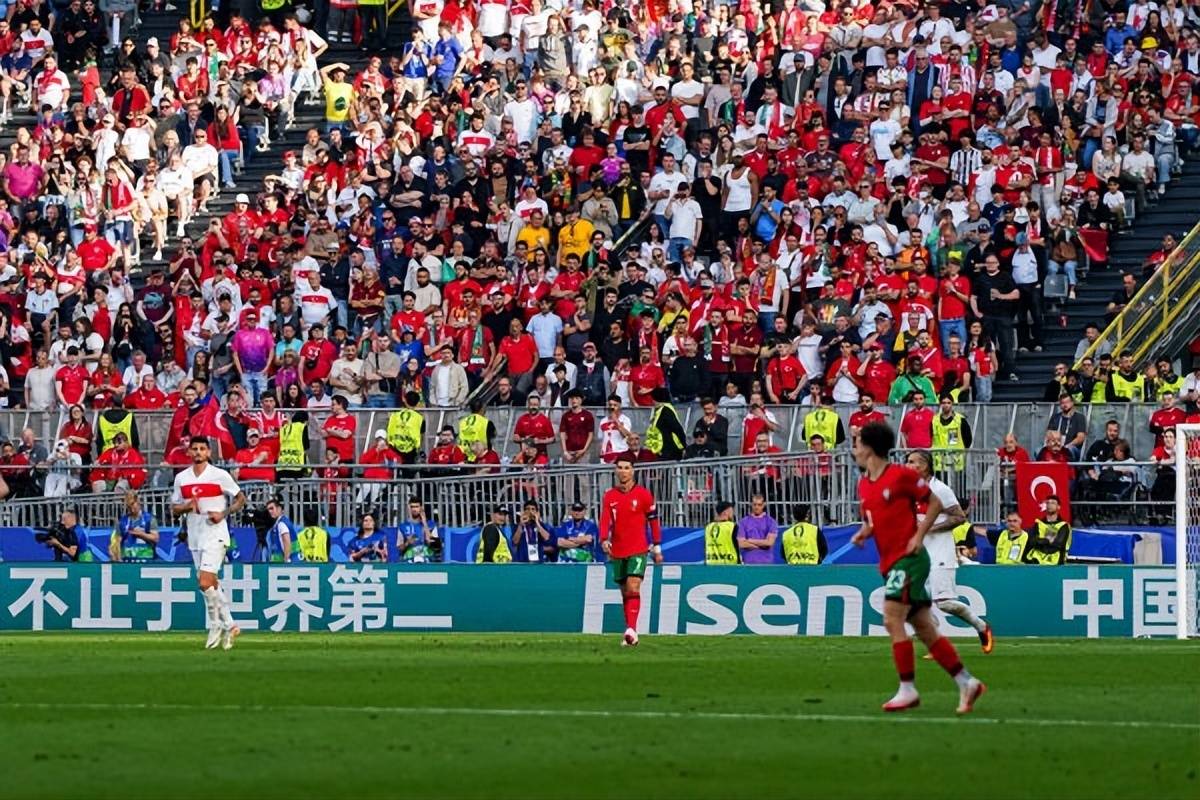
[[38, 507, 90, 562]]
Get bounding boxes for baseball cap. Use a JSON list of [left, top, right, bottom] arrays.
[[235, 193, 250, 204], [374, 429, 387, 440], [247, 427, 261, 438], [492, 505, 509, 515], [570, 502, 586, 511]]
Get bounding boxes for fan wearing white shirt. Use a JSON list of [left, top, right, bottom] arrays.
[[180, 128, 219, 213]]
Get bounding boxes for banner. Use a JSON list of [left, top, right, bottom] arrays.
[[1015, 461, 1074, 527], [0, 563, 1180, 637]]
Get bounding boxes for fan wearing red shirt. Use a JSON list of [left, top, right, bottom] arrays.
[[913, 132, 949, 190], [512, 396, 556, 451], [428, 426, 467, 466], [629, 347, 665, 407], [125, 374, 168, 409], [91, 433, 148, 491], [388, 293, 428, 342], [599, 456, 663, 647], [298, 325, 337, 385], [1149, 394, 1187, 447], [233, 428, 276, 482], [495, 319, 539, 383], [55, 350, 90, 406], [849, 394, 888, 439], [76, 224, 116, 271], [898, 394, 935, 448], [359, 433, 401, 479], [857, 345, 897, 404], [321, 398, 359, 463], [765, 341, 805, 403], [850, 421, 985, 714]]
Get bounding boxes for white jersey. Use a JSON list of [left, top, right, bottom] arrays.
[[921, 475, 960, 569], [172, 463, 241, 549]]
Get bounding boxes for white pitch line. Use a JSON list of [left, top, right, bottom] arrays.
[[2, 702, 1197, 731]]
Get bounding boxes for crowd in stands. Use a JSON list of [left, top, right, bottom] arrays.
[[0, 0, 1198, 508]]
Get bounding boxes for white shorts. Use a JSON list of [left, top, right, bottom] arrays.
[[928, 566, 958, 602], [190, 539, 227, 575]]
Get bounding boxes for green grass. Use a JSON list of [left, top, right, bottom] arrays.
[[0, 634, 1197, 800]]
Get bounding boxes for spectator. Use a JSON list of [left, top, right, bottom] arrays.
[[512, 394, 555, 453], [397, 498, 438, 563], [428, 344, 468, 408], [1047, 395, 1089, 459], [90, 431, 147, 493], [692, 398, 730, 457], [358, 431, 402, 505], [897, 390, 935, 449], [1036, 430, 1072, 465], [232, 428, 276, 484], [43, 438, 83, 497], [970, 254, 1020, 383], [887, 357, 937, 406], [1150, 391, 1188, 447]]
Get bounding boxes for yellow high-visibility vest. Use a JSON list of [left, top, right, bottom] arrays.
[[931, 413, 966, 471], [296, 526, 329, 562], [781, 522, 821, 565], [1028, 518, 1072, 565], [802, 408, 838, 446], [1110, 372, 1146, 402], [278, 422, 307, 467], [995, 531, 1029, 565], [388, 409, 423, 453], [704, 521, 739, 564]]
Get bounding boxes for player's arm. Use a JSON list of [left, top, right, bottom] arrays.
[[170, 485, 195, 516], [281, 525, 293, 561], [911, 490, 943, 553], [928, 502, 967, 533], [598, 494, 612, 555], [647, 496, 663, 564], [850, 509, 873, 546], [210, 489, 247, 524]]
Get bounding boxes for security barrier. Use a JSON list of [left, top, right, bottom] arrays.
[[0, 563, 1178, 637]]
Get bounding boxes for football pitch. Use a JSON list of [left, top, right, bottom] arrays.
[[0, 634, 1196, 799]]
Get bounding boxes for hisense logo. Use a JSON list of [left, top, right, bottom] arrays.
[[581, 565, 988, 637]]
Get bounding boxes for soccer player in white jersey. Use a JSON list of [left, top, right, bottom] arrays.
[[906, 450, 994, 653], [172, 436, 247, 650]]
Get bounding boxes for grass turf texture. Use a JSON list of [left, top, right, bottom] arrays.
[[0, 634, 1196, 800]]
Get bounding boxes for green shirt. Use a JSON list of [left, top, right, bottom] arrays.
[[888, 373, 938, 406]]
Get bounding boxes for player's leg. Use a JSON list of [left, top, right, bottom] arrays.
[[881, 598, 920, 711], [609, 554, 647, 645], [930, 566, 993, 652], [911, 608, 986, 714], [194, 548, 223, 649]]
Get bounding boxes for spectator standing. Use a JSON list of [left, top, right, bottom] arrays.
[[737, 495, 778, 565]]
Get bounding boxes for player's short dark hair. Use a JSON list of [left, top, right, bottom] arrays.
[[859, 421, 895, 458], [793, 504, 810, 521], [1045, 494, 1061, 504], [188, 435, 210, 447], [303, 508, 319, 526], [614, 454, 635, 467], [716, 500, 734, 514]]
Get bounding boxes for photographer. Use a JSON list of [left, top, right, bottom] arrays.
[[512, 501, 554, 563], [38, 507, 89, 562], [397, 497, 442, 563]]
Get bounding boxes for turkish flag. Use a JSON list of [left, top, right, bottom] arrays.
[[1077, 227, 1109, 264], [191, 397, 236, 458], [1016, 461, 1073, 528]]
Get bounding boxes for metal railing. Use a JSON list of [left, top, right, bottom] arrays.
[[0, 451, 1003, 531], [1077, 219, 1200, 369], [1, 402, 1178, 476], [4, 450, 1178, 531]]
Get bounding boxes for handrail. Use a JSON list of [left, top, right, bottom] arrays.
[[1076, 219, 1200, 369], [189, 0, 207, 29], [386, 0, 406, 19]]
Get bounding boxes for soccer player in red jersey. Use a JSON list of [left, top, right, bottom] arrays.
[[850, 421, 986, 714], [598, 455, 663, 647]]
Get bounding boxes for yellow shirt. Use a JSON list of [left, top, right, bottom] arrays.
[[517, 224, 551, 258], [557, 219, 594, 263], [324, 82, 354, 123]]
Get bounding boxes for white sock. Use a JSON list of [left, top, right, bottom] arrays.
[[202, 587, 220, 630], [937, 599, 987, 633], [898, 681, 916, 694], [953, 669, 973, 690], [215, 585, 235, 629]]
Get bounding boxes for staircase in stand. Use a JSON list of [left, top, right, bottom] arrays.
[[993, 158, 1200, 401]]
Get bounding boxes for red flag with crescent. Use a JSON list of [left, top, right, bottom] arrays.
[[1016, 461, 1073, 528]]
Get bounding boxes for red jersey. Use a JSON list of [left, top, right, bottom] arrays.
[[55, 364, 89, 406], [599, 483, 662, 558], [849, 409, 888, 432], [323, 413, 358, 462], [858, 464, 930, 574]]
